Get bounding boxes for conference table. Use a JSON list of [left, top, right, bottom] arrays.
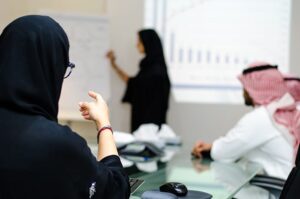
[[126, 143, 263, 199]]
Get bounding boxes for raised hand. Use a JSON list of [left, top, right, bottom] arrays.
[[79, 91, 110, 129]]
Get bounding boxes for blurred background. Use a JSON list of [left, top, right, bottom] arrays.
[[1, 0, 300, 146]]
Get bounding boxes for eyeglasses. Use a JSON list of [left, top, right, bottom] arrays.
[[64, 62, 75, 79]]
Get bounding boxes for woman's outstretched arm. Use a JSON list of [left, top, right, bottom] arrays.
[[106, 50, 129, 83]]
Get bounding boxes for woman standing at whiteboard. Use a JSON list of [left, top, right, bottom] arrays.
[[107, 29, 171, 132]]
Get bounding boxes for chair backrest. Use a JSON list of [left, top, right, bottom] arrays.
[[279, 146, 300, 199], [280, 167, 300, 199], [250, 174, 285, 199]]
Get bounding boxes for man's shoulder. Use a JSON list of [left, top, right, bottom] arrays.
[[239, 106, 269, 124]]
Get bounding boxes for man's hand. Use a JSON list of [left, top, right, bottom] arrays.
[[191, 140, 212, 158]]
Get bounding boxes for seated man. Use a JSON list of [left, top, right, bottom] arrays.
[[192, 63, 300, 179]]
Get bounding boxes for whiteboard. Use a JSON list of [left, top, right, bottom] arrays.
[[145, 0, 291, 104], [46, 14, 110, 120]]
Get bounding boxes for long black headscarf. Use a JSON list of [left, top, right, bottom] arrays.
[[0, 15, 69, 121], [138, 29, 168, 73], [123, 29, 170, 132]]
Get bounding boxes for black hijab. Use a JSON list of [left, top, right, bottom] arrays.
[[0, 15, 69, 121], [138, 29, 168, 73], [0, 16, 131, 199], [123, 29, 170, 132]]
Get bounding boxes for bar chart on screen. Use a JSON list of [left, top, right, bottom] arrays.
[[145, 0, 291, 104]]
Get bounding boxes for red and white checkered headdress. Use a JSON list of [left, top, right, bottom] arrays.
[[239, 62, 300, 159], [238, 62, 287, 105]]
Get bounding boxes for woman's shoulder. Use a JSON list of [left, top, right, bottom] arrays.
[[139, 69, 169, 80], [31, 116, 89, 153], [29, 117, 99, 179]]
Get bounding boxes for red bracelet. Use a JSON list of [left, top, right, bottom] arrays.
[[97, 125, 113, 143]]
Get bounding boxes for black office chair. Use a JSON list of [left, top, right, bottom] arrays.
[[250, 174, 285, 199], [278, 147, 300, 199], [279, 166, 300, 199]]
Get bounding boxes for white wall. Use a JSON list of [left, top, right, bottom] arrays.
[[107, 0, 145, 133], [290, 0, 300, 75]]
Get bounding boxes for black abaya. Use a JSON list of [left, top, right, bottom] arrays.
[[0, 15, 130, 199], [122, 29, 170, 132]]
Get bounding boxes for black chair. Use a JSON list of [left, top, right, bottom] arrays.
[[250, 174, 285, 199], [279, 166, 300, 199]]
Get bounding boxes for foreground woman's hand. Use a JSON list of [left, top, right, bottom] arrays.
[[79, 91, 118, 160], [79, 91, 110, 130]]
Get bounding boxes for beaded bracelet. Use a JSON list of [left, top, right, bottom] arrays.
[[97, 125, 113, 143]]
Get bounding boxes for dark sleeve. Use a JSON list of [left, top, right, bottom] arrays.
[[122, 77, 136, 103], [280, 147, 300, 199], [59, 128, 130, 199], [280, 167, 300, 199], [93, 155, 130, 199], [202, 150, 212, 160]]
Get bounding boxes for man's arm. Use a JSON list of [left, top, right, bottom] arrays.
[[193, 109, 276, 162]]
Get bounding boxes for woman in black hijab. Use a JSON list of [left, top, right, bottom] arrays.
[[0, 15, 130, 199], [107, 29, 171, 132]]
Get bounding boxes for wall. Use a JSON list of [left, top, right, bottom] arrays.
[[0, 0, 106, 30], [1, 0, 299, 146], [107, 0, 145, 133], [290, 0, 300, 75], [26, 0, 106, 15], [0, 0, 28, 30], [106, 1, 248, 144], [176, 0, 300, 144], [107, 0, 300, 146], [0, 0, 107, 143]]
